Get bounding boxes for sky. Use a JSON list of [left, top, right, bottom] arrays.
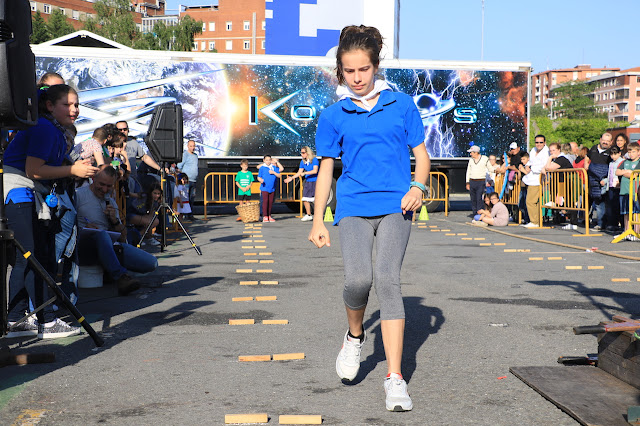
[[165, 0, 638, 74]]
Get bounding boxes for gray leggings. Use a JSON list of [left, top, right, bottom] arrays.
[[339, 213, 412, 320]]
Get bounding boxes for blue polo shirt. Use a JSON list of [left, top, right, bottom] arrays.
[[258, 164, 278, 193], [300, 157, 319, 182], [315, 90, 425, 225], [4, 117, 67, 203]]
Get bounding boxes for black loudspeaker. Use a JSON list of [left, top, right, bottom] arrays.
[[145, 102, 183, 163], [0, 0, 37, 129]]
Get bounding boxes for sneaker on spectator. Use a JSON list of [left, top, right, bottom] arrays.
[[384, 373, 413, 411], [236, 217, 243, 222], [7, 315, 39, 338], [627, 235, 640, 242], [592, 225, 602, 231], [336, 330, 366, 381], [301, 214, 313, 222], [268, 217, 276, 222], [117, 274, 141, 296], [152, 232, 162, 237], [544, 201, 555, 207], [37, 318, 81, 339], [523, 222, 539, 228], [263, 217, 269, 222], [562, 224, 577, 230], [147, 238, 160, 246]]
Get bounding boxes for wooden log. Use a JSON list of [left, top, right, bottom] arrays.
[[239, 281, 258, 285], [273, 353, 305, 361], [225, 413, 268, 424], [260, 281, 278, 285], [238, 355, 271, 362], [255, 296, 277, 301], [232, 297, 254, 302], [229, 319, 255, 325]]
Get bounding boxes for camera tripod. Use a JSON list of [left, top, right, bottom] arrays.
[[0, 135, 103, 346], [137, 164, 202, 255]]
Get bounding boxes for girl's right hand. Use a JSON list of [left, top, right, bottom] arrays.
[[71, 159, 98, 178], [309, 222, 330, 248]]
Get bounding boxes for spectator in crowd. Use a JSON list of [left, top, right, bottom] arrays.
[[465, 146, 490, 217], [235, 159, 255, 221], [473, 192, 509, 227], [76, 167, 158, 294], [486, 154, 502, 194], [258, 155, 280, 222], [473, 193, 491, 221], [117, 120, 161, 178], [587, 133, 613, 231], [568, 142, 580, 163], [573, 146, 588, 169], [127, 182, 162, 246], [519, 135, 549, 228], [284, 146, 319, 221], [176, 140, 199, 220], [604, 146, 624, 231], [615, 142, 640, 241], [544, 143, 574, 227], [175, 173, 192, 220], [70, 126, 107, 167], [516, 151, 530, 224], [37, 72, 64, 88], [4, 84, 97, 339], [615, 133, 629, 158]]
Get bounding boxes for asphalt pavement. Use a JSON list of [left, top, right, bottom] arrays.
[[2, 198, 640, 425]]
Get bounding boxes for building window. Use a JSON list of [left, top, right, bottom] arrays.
[[72, 10, 79, 20], [209, 22, 215, 31], [243, 21, 250, 30], [201, 41, 206, 50], [30, 2, 36, 12], [202, 23, 206, 32], [59, 8, 65, 15], [226, 21, 232, 31], [225, 40, 232, 50], [192, 42, 198, 51], [261, 39, 265, 50], [636, 103, 640, 111], [243, 40, 250, 50], [262, 20, 266, 31], [209, 41, 215, 51], [43, 4, 51, 14]]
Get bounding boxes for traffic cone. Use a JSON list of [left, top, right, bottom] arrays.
[[418, 206, 429, 221], [323, 206, 334, 222]]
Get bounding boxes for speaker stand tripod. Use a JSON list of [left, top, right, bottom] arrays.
[[137, 164, 202, 255]]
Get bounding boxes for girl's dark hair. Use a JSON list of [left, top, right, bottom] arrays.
[[615, 133, 629, 155], [38, 84, 77, 115], [336, 25, 384, 85], [102, 123, 119, 140], [145, 182, 163, 212]]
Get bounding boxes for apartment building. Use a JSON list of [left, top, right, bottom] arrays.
[[589, 67, 640, 123], [180, 0, 266, 54], [531, 65, 619, 108]]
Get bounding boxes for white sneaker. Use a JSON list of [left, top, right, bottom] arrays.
[[7, 314, 39, 338], [38, 318, 81, 339], [384, 373, 413, 411], [523, 222, 539, 228], [336, 330, 366, 381], [301, 214, 313, 222], [562, 224, 577, 230], [544, 201, 555, 207], [627, 235, 640, 242]]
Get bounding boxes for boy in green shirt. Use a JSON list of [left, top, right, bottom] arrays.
[[235, 159, 255, 221], [616, 142, 640, 241]]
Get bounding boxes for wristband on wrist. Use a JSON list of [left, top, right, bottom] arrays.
[[410, 181, 427, 195]]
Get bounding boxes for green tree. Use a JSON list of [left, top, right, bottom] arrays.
[[47, 9, 75, 39], [552, 80, 607, 120], [173, 15, 202, 51], [31, 11, 50, 44], [89, 0, 139, 47]]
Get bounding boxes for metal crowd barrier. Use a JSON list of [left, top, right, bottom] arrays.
[[612, 170, 640, 243], [538, 168, 591, 235], [423, 171, 449, 216], [203, 172, 303, 219], [494, 171, 522, 224]]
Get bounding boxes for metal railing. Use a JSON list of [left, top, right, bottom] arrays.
[[423, 171, 449, 216], [612, 170, 640, 243], [538, 168, 591, 234], [494, 171, 522, 224]]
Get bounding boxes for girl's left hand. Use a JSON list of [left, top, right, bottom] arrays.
[[401, 187, 423, 214]]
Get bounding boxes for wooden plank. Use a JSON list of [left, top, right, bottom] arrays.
[[430, 229, 440, 232], [255, 296, 277, 301], [245, 260, 259, 263], [445, 233, 455, 236], [278, 414, 322, 424], [263, 320, 288, 325], [598, 351, 640, 389], [239, 281, 259, 286], [529, 257, 543, 261], [457, 233, 467, 235], [232, 297, 254, 302], [566, 266, 583, 270], [461, 238, 472, 240], [494, 243, 506, 246], [547, 257, 562, 260], [516, 249, 531, 252], [479, 243, 491, 246], [258, 252, 272, 255], [241, 246, 254, 249], [474, 238, 485, 240], [441, 229, 451, 232], [225, 413, 269, 424], [273, 353, 305, 361], [236, 269, 253, 273], [260, 281, 278, 285], [510, 365, 640, 426], [588, 266, 605, 270], [243, 240, 253, 243], [257, 269, 272, 273], [229, 319, 255, 325], [238, 355, 271, 362], [243, 253, 257, 256], [504, 249, 516, 252], [260, 260, 274, 263], [254, 240, 265, 242], [255, 245, 267, 248], [612, 278, 630, 282]]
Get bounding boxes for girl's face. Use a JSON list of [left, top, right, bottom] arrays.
[[484, 196, 490, 204], [616, 136, 626, 148], [152, 189, 162, 200], [490, 196, 500, 205], [114, 146, 123, 155], [107, 146, 114, 156], [340, 49, 377, 97], [47, 93, 79, 127], [181, 177, 188, 185]]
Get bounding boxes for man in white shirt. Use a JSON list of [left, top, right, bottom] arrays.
[[465, 146, 490, 217], [519, 135, 549, 227]]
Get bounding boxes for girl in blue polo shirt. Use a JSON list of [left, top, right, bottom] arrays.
[[309, 25, 430, 412], [4, 84, 97, 339], [284, 146, 319, 221]]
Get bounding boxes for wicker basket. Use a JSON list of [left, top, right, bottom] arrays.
[[236, 202, 260, 223]]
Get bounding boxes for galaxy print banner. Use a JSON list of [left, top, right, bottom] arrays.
[[36, 56, 527, 159]]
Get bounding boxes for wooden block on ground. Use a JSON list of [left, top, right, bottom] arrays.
[[547, 257, 562, 260], [529, 257, 543, 260], [278, 415, 322, 425], [242, 231, 253, 234], [236, 269, 253, 273], [243, 240, 253, 243], [255, 245, 267, 248], [254, 240, 265, 243], [504, 249, 516, 252], [612, 278, 630, 282], [245, 259, 259, 263], [229, 319, 255, 325], [238, 355, 271, 362], [232, 297, 254, 302], [225, 413, 268, 424], [241, 246, 253, 249], [494, 243, 506, 246], [263, 320, 288, 325], [566, 266, 582, 270], [441, 229, 451, 232], [244, 253, 257, 256], [261, 281, 278, 285], [240, 281, 259, 286], [445, 233, 455, 236], [429, 225, 437, 228], [259, 260, 274, 263], [259, 252, 272, 255], [588, 266, 604, 270], [255, 296, 277, 301], [457, 233, 468, 236], [479, 243, 491, 246], [516, 249, 531, 252], [273, 353, 305, 361], [251, 234, 263, 237], [461, 238, 472, 240], [430, 229, 440, 232], [474, 238, 485, 240], [257, 269, 272, 273], [598, 328, 640, 389]]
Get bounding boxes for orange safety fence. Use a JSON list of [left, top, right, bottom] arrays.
[[203, 172, 303, 219], [493, 171, 522, 224], [418, 171, 449, 216], [611, 170, 640, 243], [538, 168, 591, 235]]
